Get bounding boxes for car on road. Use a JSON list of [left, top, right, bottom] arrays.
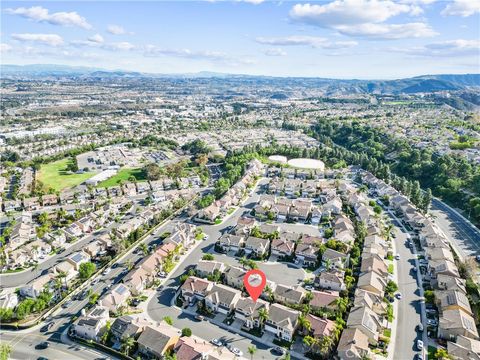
[[228, 345, 243, 357], [427, 319, 438, 326], [37, 357, 49, 360], [36, 342, 50, 350], [272, 347, 286, 355], [304, 285, 314, 291], [476, 255, 480, 263], [416, 339, 423, 351], [211, 338, 223, 347], [395, 293, 402, 300], [62, 300, 72, 309], [102, 268, 111, 275], [40, 321, 55, 332], [158, 271, 167, 278], [395, 254, 401, 260], [195, 315, 205, 321], [203, 234, 209, 240]]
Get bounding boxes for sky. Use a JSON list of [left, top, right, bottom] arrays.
[[1, 0, 479, 79]]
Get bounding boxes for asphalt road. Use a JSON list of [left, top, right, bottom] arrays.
[[431, 198, 480, 257], [390, 221, 424, 360]]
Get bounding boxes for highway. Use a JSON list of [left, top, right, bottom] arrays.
[[431, 198, 480, 258]]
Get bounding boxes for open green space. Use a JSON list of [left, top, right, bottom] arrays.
[[97, 167, 147, 188], [37, 158, 95, 192]]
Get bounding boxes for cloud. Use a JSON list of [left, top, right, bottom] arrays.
[[441, 0, 480, 17], [11, 33, 64, 47], [107, 24, 128, 35], [144, 45, 254, 65], [0, 43, 12, 53], [88, 34, 104, 43], [335, 22, 437, 39], [71, 38, 134, 51], [392, 39, 480, 56], [289, 0, 436, 39], [240, 0, 265, 4], [263, 48, 287, 56], [5, 6, 92, 29], [256, 35, 358, 48]]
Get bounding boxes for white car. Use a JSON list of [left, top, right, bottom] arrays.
[[305, 285, 314, 291], [395, 254, 401, 260], [102, 268, 111, 275], [229, 346, 243, 357], [395, 292, 402, 300], [211, 338, 223, 347], [416, 340, 423, 351]]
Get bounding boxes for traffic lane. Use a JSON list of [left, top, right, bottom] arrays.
[[2, 332, 108, 360], [392, 221, 423, 360], [432, 199, 480, 243]]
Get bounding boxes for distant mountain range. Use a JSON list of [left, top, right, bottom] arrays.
[[2, 64, 479, 96]]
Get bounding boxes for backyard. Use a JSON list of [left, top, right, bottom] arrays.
[[37, 158, 95, 192]]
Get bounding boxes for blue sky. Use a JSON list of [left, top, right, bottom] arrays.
[[1, 0, 479, 79]]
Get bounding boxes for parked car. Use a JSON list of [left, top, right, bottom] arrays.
[[102, 268, 111, 275], [416, 340, 423, 351], [417, 323, 424, 332], [304, 285, 314, 291], [272, 347, 286, 355], [158, 271, 167, 278], [395, 254, 401, 260], [211, 338, 223, 347], [228, 345, 243, 357], [427, 319, 438, 326], [41, 322, 55, 332], [195, 315, 205, 321], [396, 292, 402, 300]]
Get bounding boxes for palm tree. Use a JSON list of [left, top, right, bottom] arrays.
[[318, 335, 333, 357], [335, 297, 349, 316], [298, 314, 311, 334], [56, 271, 68, 291], [239, 256, 248, 269], [121, 336, 135, 355], [139, 243, 149, 256], [303, 335, 319, 353], [247, 345, 257, 360], [101, 320, 111, 344], [324, 258, 332, 271], [258, 308, 269, 328]]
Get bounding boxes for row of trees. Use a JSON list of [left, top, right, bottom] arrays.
[[311, 119, 480, 223]]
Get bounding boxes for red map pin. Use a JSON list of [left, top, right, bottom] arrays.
[[244, 269, 267, 302]]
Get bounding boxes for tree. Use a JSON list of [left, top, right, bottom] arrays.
[[143, 163, 163, 181], [248, 345, 257, 360], [0, 343, 12, 360], [421, 188, 433, 213], [434, 348, 451, 360], [139, 243, 149, 256], [181, 327, 192, 337], [79, 262, 96, 280], [303, 335, 318, 352], [121, 336, 135, 355], [202, 253, 214, 261], [101, 320, 111, 344], [258, 307, 269, 327], [163, 316, 173, 325], [385, 280, 398, 296], [196, 194, 215, 209], [318, 335, 333, 357], [89, 291, 99, 305], [298, 314, 311, 333]]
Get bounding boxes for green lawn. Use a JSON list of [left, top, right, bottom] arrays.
[[37, 158, 95, 192], [97, 167, 147, 188]]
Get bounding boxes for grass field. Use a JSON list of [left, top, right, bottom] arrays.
[[97, 167, 147, 188], [37, 158, 95, 192]]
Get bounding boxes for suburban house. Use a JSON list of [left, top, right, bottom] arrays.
[[264, 303, 300, 342], [271, 237, 295, 258], [316, 270, 346, 291], [224, 266, 247, 289], [234, 297, 269, 330], [337, 328, 371, 360], [73, 306, 110, 341], [195, 260, 226, 278], [66, 251, 91, 271], [447, 335, 480, 360], [346, 306, 384, 345], [110, 315, 148, 343], [305, 314, 336, 342], [181, 276, 213, 303], [273, 284, 306, 306], [204, 284, 242, 315], [310, 290, 340, 311], [438, 309, 479, 340], [357, 271, 387, 297], [218, 234, 245, 253], [244, 236, 270, 258], [137, 324, 180, 359], [19, 274, 52, 298], [295, 243, 318, 267], [322, 248, 349, 269], [99, 283, 131, 314]]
